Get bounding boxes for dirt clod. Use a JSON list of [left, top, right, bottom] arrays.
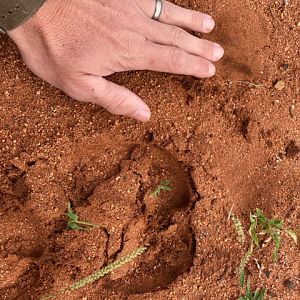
[[274, 80, 285, 90]]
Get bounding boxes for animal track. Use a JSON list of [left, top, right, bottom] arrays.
[[0, 136, 196, 298]]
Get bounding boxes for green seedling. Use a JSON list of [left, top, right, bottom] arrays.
[[66, 246, 146, 291], [238, 279, 267, 300], [236, 208, 297, 287], [249, 208, 297, 262], [230, 214, 252, 286], [41, 246, 147, 299], [238, 242, 253, 287], [150, 179, 173, 197], [66, 202, 98, 231], [231, 215, 246, 246]]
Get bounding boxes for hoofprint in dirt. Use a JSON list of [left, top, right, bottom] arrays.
[[0, 0, 299, 299]]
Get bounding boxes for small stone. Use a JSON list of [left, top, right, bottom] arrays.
[[274, 80, 285, 90], [263, 269, 271, 278], [285, 140, 300, 158], [289, 105, 295, 117], [281, 63, 289, 70], [283, 279, 295, 290]]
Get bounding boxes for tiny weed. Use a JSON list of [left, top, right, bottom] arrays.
[[231, 215, 246, 246], [238, 279, 267, 300], [66, 246, 146, 291], [66, 202, 98, 231], [235, 208, 297, 287], [238, 242, 253, 287], [249, 208, 297, 262], [235, 80, 265, 88], [41, 246, 147, 299], [150, 179, 173, 197]]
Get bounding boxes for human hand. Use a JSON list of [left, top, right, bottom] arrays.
[[8, 0, 224, 121]]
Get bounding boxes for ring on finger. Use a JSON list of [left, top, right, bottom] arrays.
[[152, 0, 163, 20]]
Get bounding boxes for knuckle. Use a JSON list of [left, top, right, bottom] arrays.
[[161, 3, 172, 22], [168, 48, 186, 70], [196, 40, 206, 55], [123, 35, 139, 52], [103, 90, 127, 115], [171, 28, 186, 46], [64, 78, 91, 101], [144, 54, 156, 69], [191, 12, 201, 28], [130, 41, 146, 67], [119, 37, 145, 70]]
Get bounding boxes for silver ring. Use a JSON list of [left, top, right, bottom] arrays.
[[152, 0, 162, 20]]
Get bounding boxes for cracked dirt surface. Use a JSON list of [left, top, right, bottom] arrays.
[[1, 0, 300, 299]]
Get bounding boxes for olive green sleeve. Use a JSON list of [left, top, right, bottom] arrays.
[[0, 0, 46, 33]]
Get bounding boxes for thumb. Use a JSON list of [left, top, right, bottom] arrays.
[[82, 75, 151, 122]]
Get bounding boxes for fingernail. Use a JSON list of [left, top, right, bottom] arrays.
[[209, 63, 216, 76], [213, 44, 224, 60], [204, 16, 215, 32], [133, 108, 151, 122]]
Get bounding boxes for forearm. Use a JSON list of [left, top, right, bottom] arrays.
[[0, 0, 46, 33]]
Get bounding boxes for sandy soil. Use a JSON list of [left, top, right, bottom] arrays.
[[0, 0, 299, 299]]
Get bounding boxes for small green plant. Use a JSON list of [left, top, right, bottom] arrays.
[[235, 208, 297, 287], [238, 242, 253, 287], [238, 279, 267, 300], [249, 208, 297, 262], [66, 202, 98, 230], [231, 215, 246, 246], [66, 246, 146, 291], [41, 246, 147, 299], [150, 179, 173, 197]]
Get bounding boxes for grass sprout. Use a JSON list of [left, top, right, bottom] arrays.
[[66, 202, 98, 231], [249, 208, 297, 262], [41, 246, 147, 299], [238, 208, 297, 287], [231, 215, 246, 246], [150, 179, 173, 197], [239, 242, 253, 287], [66, 246, 146, 291], [235, 80, 265, 88], [238, 278, 267, 300]]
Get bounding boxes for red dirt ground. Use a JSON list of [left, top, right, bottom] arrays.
[[0, 0, 299, 299]]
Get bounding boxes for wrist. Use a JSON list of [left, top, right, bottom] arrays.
[[7, 0, 65, 53], [6, 0, 74, 89]]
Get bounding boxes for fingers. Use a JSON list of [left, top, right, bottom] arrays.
[[67, 76, 151, 122], [140, 0, 215, 33], [159, 1, 215, 33], [139, 41, 216, 78], [144, 21, 224, 62]]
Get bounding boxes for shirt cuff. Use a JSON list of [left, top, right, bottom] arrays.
[[0, 0, 46, 32]]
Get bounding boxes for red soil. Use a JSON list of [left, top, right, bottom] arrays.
[[0, 0, 299, 299]]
